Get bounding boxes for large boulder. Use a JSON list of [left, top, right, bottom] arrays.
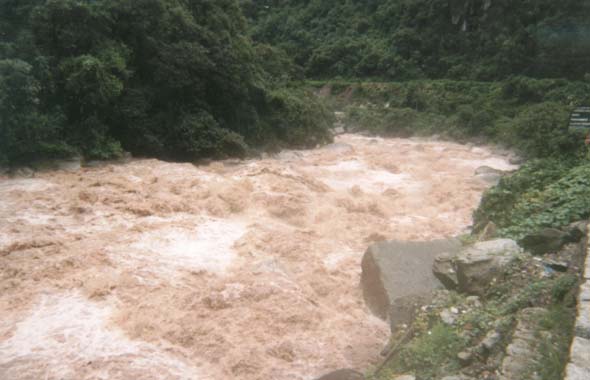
[[474, 166, 505, 186], [315, 369, 364, 380], [433, 239, 522, 296], [520, 226, 584, 255], [361, 239, 461, 328]]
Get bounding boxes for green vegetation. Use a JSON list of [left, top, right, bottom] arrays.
[[1, 1, 587, 379], [315, 78, 589, 156], [245, 0, 590, 81], [379, 323, 467, 379], [482, 162, 590, 240], [0, 0, 332, 165], [474, 157, 590, 239], [536, 305, 577, 380]]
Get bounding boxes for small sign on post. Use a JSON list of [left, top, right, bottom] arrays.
[[569, 106, 590, 133]]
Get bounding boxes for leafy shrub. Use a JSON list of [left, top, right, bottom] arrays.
[[503, 102, 579, 158], [261, 88, 334, 149], [474, 159, 572, 231], [551, 275, 579, 303], [502, 163, 590, 239], [0, 59, 72, 163]]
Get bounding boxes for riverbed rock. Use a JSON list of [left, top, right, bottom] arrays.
[[393, 376, 415, 380], [433, 252, 458, 290], [481, 330, 502, 352], [433, 239, 521, 295], [322, 142, 354, 154], [475, 166, 504, 185], [521, 227, 583, 255], [361, 239, 461, 325], [315, 369, 364, 380], [55, 158, 82, 172], [457, 351, 473, 366], [441, 376, 473, 380], [440, 307, 459, 325], [11, 166, 34, 178]]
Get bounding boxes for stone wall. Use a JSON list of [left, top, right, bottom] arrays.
[[564, 225, 590, 380]]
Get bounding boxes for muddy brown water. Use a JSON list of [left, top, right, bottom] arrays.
[[0, 135, 516, 380]]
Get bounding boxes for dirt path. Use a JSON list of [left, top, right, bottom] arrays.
[[0, 135, 516, 380]]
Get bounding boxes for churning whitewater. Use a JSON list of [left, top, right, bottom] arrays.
[[0, 135, 517, 380]]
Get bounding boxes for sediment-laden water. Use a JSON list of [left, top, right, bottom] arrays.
[[0, 135, 516, 380]]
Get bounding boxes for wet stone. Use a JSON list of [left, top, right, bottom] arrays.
[[361, 239, 461, 322], [315, 369, 365, 380]]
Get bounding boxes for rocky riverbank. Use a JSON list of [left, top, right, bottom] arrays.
[[318, 222, 587, 380]]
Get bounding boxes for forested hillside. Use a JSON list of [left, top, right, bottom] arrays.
[[0, 0, 332, 165], [244, 0, 590, 80]]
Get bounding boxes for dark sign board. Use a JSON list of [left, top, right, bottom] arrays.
[[569, 106, 590, 133]]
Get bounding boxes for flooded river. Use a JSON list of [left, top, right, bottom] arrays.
[[0, 135, 516, 380]]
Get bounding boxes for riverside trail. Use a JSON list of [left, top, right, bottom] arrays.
[[0, 134, 517, 380]]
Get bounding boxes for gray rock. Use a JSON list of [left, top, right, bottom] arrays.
[[433, 252, 458, 290], [466, 296, 482, 307], [12, 166, 34, 178], [315, 369, 364, 380], [435, 239, 521, 295], [277, 151, 303, 161], [393, 376, 415, 380], [481, 331, 502, 352], [440, 308, 458, 325], [457, 351, 473, 366], [455, 239, 521, 295], [389, 294, 433, 332], [543, 259, 569, 272], [361, 239, 461, 322], [475, 166, 504, 185], [55, 158, 82, 172], [333, 126, 346, 135], [475, 166, 503, 176], [441, 376, 473, 380], [509, 155, 525, 165], [322, 142, 353, 153], [567, 221, 588, 236], [84, 160, 104, 168], [520, 228, 581, 256]]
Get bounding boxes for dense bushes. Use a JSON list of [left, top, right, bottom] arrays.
[[476, 160, 590, 240], [0, 0, 332, 165], [323, 78, 588, 157], [245, 0, 590, 81]]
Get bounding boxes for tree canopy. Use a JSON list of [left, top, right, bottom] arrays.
[[245, 0, 590, 80], [0, 0, 332, 165]]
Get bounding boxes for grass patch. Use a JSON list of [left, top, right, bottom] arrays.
[[536, 305, 576, 380]]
